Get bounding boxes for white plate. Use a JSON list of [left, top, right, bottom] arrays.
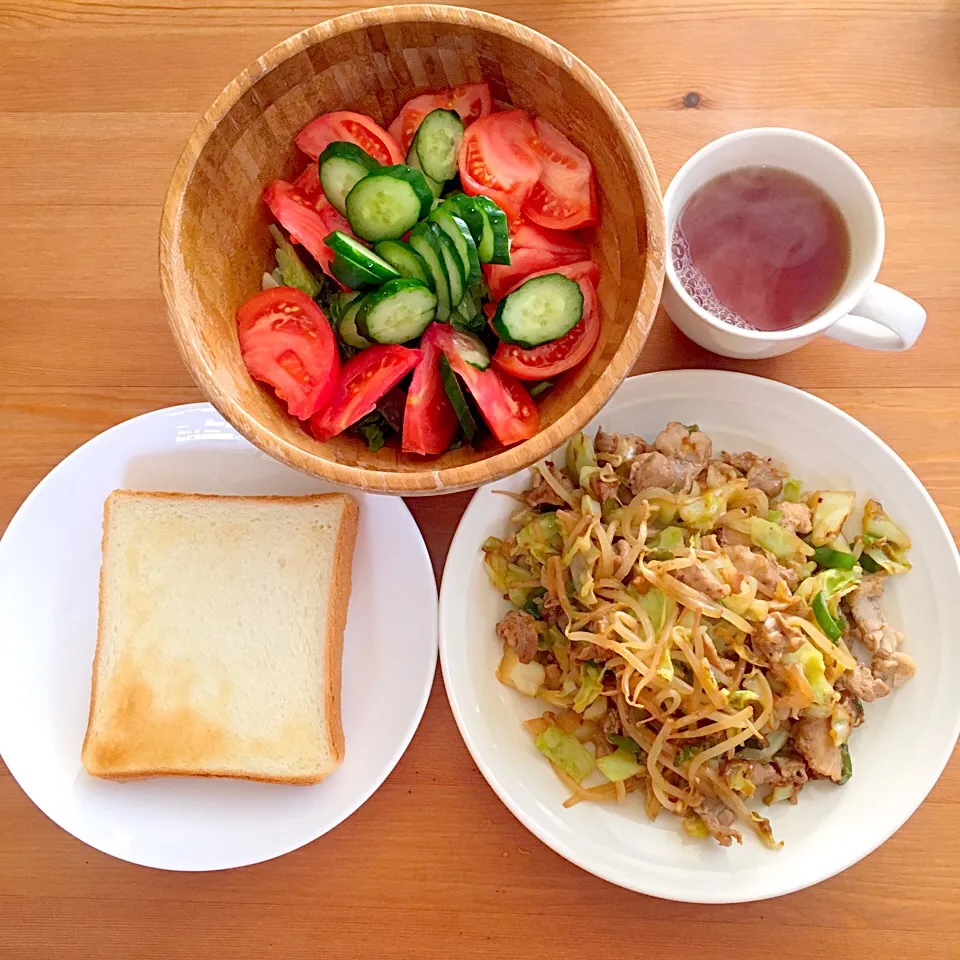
[[0, 403, 438, 871], [440, 370, 960, 902]]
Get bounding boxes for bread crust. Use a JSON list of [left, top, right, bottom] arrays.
[[80, 490, 359, 785]]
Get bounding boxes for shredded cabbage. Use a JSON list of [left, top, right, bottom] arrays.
[[809, 490, 855, 547], [534, 725, 595, 783], [782, 642, 835, 706], [597, 748, 644, 782], [497, 648, 546, 697], [573, 661, 605, 713], [726, 515, 813, 560]]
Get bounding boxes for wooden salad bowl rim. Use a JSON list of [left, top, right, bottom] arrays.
[[159, 4, 666, 495]]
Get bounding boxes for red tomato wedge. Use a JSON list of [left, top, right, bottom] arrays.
[[458, 110, 542, 221], [511, 219, 590, 259], [523, 117, 598, 230], [296, 111, 403, 165], [501, 259, 601, 299], [493, 271, 599, 380], [430, 324, 539, 446], [237, 286, 340, 421], [483, 241, 586, 301], [263, 180, 351, 277], [389, 82, 494, 153], [402, 325, 458, 455], [310, 345, 422, 441], [293, 162, 323, 205]]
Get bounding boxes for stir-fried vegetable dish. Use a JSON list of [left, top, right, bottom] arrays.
[[484, 423, 916, 847]]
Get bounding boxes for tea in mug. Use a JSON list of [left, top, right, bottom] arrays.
[[672, 167, 851, 332]]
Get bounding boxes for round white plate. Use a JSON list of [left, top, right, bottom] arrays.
[[0, 403, 438, 871], [440, 370, 960, 902]]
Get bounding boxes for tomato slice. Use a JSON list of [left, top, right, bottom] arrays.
[[458, 110, 542, 221], [511, 219, 590, 259], [430, 324, 539, 446], [293, 162, 323, 205], [523, 117, 598, 230], [493, 273, 599, 380], [310, 345, 422, 441], [388, 83, 494, 153], [263, 180, 351, 277], [505, 259, 601, 298], [401, 325, 458, 455], [483, 245, 584, 302], [296, 111, 403, 165], [237, 287, 340, 421]]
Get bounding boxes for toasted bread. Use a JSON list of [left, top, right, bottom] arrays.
[[81, 490, 359, 784]]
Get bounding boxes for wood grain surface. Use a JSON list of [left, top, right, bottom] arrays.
[[1, 1, 958, 957]]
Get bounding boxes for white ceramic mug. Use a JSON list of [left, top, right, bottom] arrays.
[[661, 128, 926, 359]]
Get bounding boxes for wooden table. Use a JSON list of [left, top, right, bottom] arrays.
[[1, 1, 958, 956]]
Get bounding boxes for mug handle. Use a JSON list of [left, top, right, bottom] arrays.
[[824, 282, 926, 351]]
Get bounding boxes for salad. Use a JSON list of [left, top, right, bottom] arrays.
[[484, 424, 915, 847], [235, 84, 601, 455]]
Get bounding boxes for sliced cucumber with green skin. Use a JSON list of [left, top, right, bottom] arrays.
[[329, 290, 361, 323], [493, 273, 584, 348], [408, 222, 451, 322], [325, 231, 400, 288], [438, 354, 477, 442], [373, 239, 434, 290], [338, 295, 372, 349], [414, 109, 464, 183], [441, 194, 485, 246], [432, 224, 465, 308], [345, 166, 434, 241], [405, 143, 444, 199], [452, 287, 483, 333], [318, 141, 380, 215], [472, 195, 511, 265], [430, 207, 481, 286], [325, 231, 400, 282], [356, 279, 438, 345]]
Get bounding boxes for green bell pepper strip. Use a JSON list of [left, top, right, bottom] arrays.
[[839, 743, 852, 785], [812, 590, 843, 642], [812, 545, 857, 570]]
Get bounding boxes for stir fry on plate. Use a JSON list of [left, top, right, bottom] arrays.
[[484, 423, 916, 848]]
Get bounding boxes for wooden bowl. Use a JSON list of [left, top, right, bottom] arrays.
[[160, 4, 665, 495]]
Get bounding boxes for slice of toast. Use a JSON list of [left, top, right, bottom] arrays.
[[81, 490, 359, 785]]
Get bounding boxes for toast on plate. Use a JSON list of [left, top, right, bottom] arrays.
[[81, 490, 359, 784]]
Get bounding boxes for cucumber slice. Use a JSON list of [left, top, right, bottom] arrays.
[[338, 295, 372, 349], [356, 279, 438, 344], [452, 287, 483, 333], [345, 166, 433, 242], [413, 109, 464, 183], [408, 223, 451, 322], [430, 208, 481, 286], [318, 141, 380, 215], [493, 273, 583, 348], [472, 195, 511, 265], [438, 354, 477, 442], [325, 230, 400, 289], [405, 143, 444, 198], [329, 290, 361, 323], [373, 239, 433, 290], [442, 193, 485, 246], [432, 224, 465, 308]]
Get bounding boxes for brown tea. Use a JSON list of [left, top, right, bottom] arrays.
[[672, 167, 851, 331]]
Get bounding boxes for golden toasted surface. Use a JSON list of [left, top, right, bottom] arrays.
[[81, 491, 357, 783]]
